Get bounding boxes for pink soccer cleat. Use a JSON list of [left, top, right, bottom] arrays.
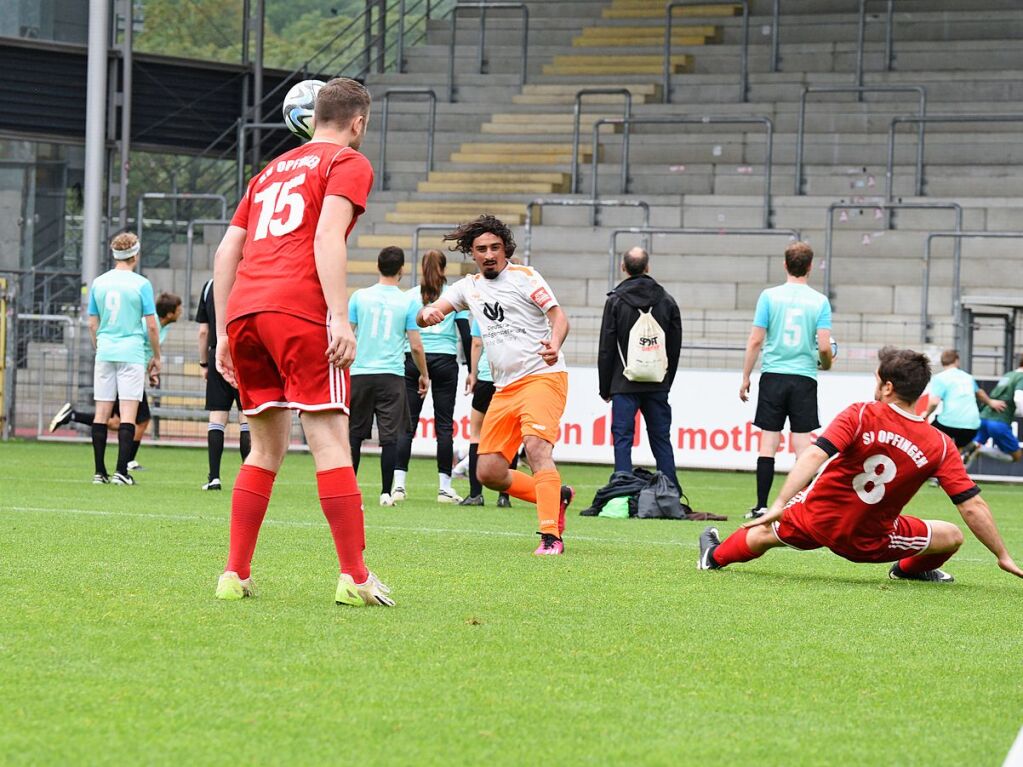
[[534, 532, 565, 556]]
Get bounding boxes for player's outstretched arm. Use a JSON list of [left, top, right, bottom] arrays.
[[315, 196, 358, 369], [744, 445, 829, 528], [740, 326, 766, 401], [417, 298, 455, 327], [956, 495, 1023, 578]]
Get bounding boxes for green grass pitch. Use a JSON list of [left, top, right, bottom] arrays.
[[1, 440, 1021, 765]]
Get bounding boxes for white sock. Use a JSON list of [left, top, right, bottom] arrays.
[[979, 445, 1015, 463], [393, 469, 407, 489], [439, 472, 452, 491]]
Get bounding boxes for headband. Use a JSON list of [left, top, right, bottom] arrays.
[[112, 242, 140, 260]]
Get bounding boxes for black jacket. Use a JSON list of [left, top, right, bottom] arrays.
[[598, 274, 682, 398]]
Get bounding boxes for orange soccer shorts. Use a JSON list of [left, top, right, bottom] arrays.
[[479, 372, 568, 464]]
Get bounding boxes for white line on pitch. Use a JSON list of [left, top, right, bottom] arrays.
[[0, 505, 693, 548]]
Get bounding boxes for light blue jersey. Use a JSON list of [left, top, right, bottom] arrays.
[[87, 269, 156, 365], [349, 283, 419, 376], [471, 319, 492, 383], [143, 321, 170, 366], [403, 286, 469, 356], [928, 367, 980, 430], [753, 282, 832, 379]]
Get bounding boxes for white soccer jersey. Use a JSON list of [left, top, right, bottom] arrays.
[[443, 264, 566, 388]]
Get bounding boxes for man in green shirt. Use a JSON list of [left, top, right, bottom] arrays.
[[963, 355, 1023, 465]]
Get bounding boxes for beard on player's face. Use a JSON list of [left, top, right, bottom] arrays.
[[473, 239, 507, 279]]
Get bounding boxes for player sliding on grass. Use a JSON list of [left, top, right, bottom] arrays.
[[417, 215, 574, 555], [211, 77, 393, 606], [699, 346, 1023, 583]]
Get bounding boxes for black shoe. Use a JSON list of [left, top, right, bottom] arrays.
[[458, 495, 484, 507], [961, 442, 980, 470], [889, 562, 954, 583], [745, 506, 767, 520], [112, 472, 136, 486], [698, 526, 722, 570], [496, 493, 512, 508], [49, 402, 74, 432], [92, 473, 110, 485]]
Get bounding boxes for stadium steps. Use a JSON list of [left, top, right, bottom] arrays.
[[602, 2, 741, 21], [542, 54, 693, 77]]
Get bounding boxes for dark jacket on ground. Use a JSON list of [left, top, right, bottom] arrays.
[[598, 274, 683, 399]]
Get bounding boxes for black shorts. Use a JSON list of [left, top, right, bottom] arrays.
[[754, 372, 820, 433], [934, 420, 979, 449], [349, 373, 408, 443], [112, 391, 150, 423], [471, 380, 496, 413], [206, 363, 242, 412]]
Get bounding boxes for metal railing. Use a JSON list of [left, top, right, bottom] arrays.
[[821, 201, 962, 316], [235, 121, 293, 201], [136, 193, 228, 277], [5, 313, 79, 441], [447, 2, 529, 102], [794, 85, 926, 196], [885, 114, 1023, 204], [522, 198, 652, 263], [377, 88, 438, 191], [922, 232, 1023, 350], [770, 0, 781, 72], [570, 89, 633, 195], [185, 219, 231, 316], [591, 116, 774, 229], [856, 0, 898, 94], [665, 1, 748, 104], [410, 223, 460, 285], [606, 227, 801, 290]]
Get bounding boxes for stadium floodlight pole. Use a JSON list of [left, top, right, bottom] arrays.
[[82, 0, 110, 308]]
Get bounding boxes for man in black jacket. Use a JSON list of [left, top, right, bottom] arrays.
[[598, 247, 683, 491]]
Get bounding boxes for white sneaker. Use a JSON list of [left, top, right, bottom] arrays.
[[127, 460, 144, 471], [379, 493, 394, 507], [335, 571, 395, 606], [391, 487, 407, 502], [452, 455, 470, 479], [437, 488, 463, 503], [215, 571, 255, 600], [745, 506, 767, 520], [202, 478, 223, 491]]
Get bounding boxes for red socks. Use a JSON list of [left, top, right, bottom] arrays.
[[226, 465, 276, 579], [711, 527, 760, 568], [317, 466, 369, 584], [899, 550, 953, 574]]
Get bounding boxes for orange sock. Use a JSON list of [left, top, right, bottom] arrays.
[[533, 469, 561, 537], [505, 470, 537, 503]]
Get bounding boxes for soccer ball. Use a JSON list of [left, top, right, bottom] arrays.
[[282, 79, 325, 140], [818, 337, 839, 368]]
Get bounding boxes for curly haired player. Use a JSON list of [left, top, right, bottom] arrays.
[[417, 214, 574, 555]]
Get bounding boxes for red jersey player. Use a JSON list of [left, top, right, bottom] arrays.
[[211, 77, 394, 606], [699, 346, 1023, 583]]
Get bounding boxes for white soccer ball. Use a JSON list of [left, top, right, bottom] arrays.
[[282, 79, 325, 140]]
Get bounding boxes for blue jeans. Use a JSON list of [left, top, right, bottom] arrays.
[[611, 391, 680, 491]]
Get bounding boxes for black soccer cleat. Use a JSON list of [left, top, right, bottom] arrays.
[[889, 562, 954, 583], [698, 526, 723, 570], [49, 402, 74, 433], [496, 493, 512, 508], [745, 506, 767, 520], [458, 495, 484, 507]]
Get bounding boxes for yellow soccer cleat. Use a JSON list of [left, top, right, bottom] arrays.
[[215, 571, 255, 600], [335, 571, 395, 607]]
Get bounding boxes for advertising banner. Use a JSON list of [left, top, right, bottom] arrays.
[[410, 367, 881, 471]]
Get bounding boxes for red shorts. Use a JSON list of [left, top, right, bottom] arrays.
[[773, 501, 932, 564], [227, 311, 349, 416]]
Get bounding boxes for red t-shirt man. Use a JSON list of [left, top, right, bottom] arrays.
[[698, 347, 1023, 584], [211, 77, 395, 608]]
